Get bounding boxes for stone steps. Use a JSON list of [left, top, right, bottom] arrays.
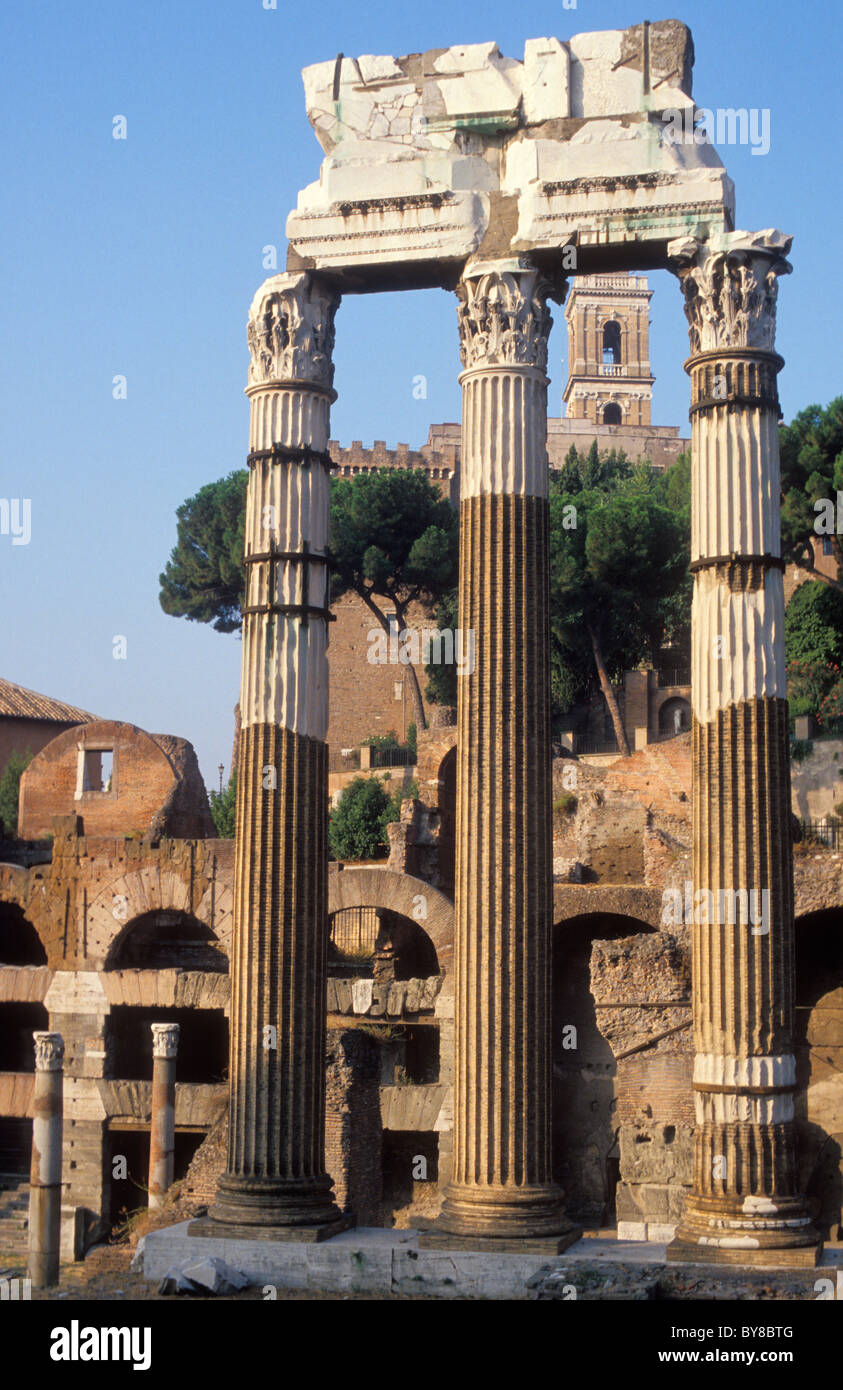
[[0, 1175, 30, 1252]]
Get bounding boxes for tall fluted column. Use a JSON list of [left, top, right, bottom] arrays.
[[149, 1023, 179, 1209], [424, 258, 576, 1249], [28, 1032, 64, 1288], [666, 231, 820, 1266], [203, 272, 348, 1237]]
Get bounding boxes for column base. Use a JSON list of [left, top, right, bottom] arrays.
[[420, 1182, 578, 1251], [666, 1238, 822, 1269], [201, 1172, 350, 1238], [417, 1226, 580, 1255], [188, 1214, 354, 1244], [667, 1193, 822, 1267]]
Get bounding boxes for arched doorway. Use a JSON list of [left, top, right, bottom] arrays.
[[795, 909, 843, 1239], [326, 868, 453, 1229], [0, 903, 47, 965], [102, 908, 229, 1232], [105, 910, 226, 972], [658, 696, 691, 739]]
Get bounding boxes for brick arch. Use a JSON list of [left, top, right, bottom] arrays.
[[329, 867, 453, 993], [553, 884, 664, 932], [652, 688, 691, 730], [85, 864, 233, 969], [0, 864, 51, 963], [795, 872, 843, 921], [0, 864, 32, 916]]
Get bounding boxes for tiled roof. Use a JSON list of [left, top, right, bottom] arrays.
[[0, 677, 96, 724]]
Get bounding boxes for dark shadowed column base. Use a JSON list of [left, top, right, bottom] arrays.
[[419, 1184, 580, 1253], [189, 1173, 353, 1242]]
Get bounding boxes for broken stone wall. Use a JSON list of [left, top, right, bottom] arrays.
[[591, 929, 693, 1240]]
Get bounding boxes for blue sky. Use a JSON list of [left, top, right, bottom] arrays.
[[0, 0, 839, 786]]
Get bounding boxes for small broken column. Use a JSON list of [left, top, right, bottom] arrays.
[[667, 230, 820, 1265], [28, 1031, 64, 1289], [149, 1023, 179, 1209], [425, 259, 576, 1249], [204, 272, 348, 1236]]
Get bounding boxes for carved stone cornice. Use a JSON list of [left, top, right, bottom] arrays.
[[668, 230, 793, 356], [456, 259, 564, 373], [33, 1032, 64, 1072], [247, 273, 340, 390], [151, 1022, 180, 1059]]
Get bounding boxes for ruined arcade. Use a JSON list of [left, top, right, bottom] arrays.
[[2, 17, 839, 1311], [166, 19, 818, 1273]]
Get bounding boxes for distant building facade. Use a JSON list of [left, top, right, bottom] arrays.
[[325, 273, 690, 756], [0, 678, 95, 785]]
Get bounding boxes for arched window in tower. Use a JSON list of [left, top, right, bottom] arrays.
[[602, 321, 622, 365], [603, 403, 622, 425]]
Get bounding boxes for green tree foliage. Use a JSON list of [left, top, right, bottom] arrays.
[[424, 586, 459, 708], [159, 471, 248, 633], [0, 750, 33, 837], [785, 581, 843, 670], [780, 398, 843, 591], [549, 450, 689, 754], [424, 451, 692, 739], [330, 469, 459, 730], [557, 440, 633, 494], [159, 468, 458, 732], [209, 769, 237, 838], [328, 775, 400, 861], [785, 580, 843, 723]]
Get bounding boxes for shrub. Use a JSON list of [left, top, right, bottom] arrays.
[[362, 732, 400, 752], [0, 750, 33, 837], [554, 792, 578, 817], [329, 776, 395, 861], [209, 770, 237, 837]]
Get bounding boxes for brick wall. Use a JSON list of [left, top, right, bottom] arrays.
[[18, 720, 214, 842], [325, 1027, 383, 1224], [326, 594, 441, 751]]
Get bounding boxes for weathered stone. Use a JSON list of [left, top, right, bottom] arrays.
[[616, 1182, 687, 1224]]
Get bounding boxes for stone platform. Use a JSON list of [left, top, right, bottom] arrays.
[[139, 1224, 843, 1300]]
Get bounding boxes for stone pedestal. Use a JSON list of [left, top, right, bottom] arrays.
[[202, 273, 348, 1238], [149, 1023, 179, 1210], [666, 231, 820, 1266], [28, 1032, 64, 1288], [423, 259, 576, 1250]]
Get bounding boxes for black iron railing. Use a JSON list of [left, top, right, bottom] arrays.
[[657, 668, 691, 688], [370, 746, 416, 769], [799, 819, 843, 850]]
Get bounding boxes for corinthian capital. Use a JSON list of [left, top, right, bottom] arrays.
[[151, 1022, 180, 1059], [457, 259, 564, 372], [668, 229, 793, 356], [247, 272, 340, 389], [33, 1032, 64, 1072]]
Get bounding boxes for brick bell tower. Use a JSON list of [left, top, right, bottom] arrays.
[[562, 273, 654, 426]]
